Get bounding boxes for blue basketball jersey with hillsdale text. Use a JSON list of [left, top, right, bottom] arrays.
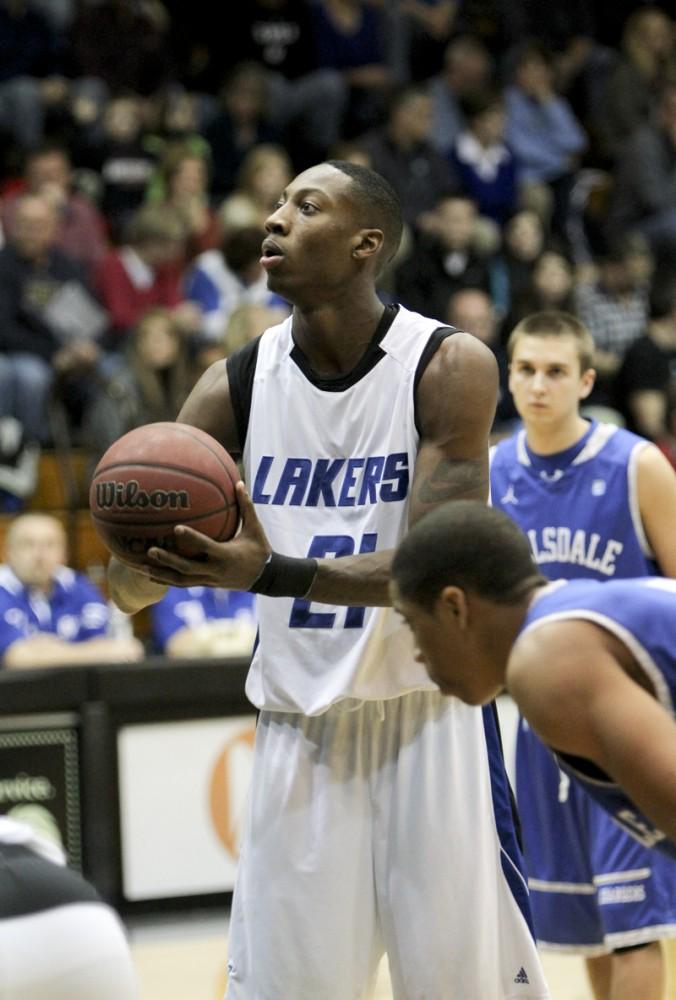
[[520, 577, 676, 858], [229, 304, 447, 714], [490, 421, 656, 578]]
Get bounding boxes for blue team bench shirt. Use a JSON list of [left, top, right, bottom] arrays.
[[0, 565, 110, 662], [521, 577, 676, 859], [150, 586, 257, 654]]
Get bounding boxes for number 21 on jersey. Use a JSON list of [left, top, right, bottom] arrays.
[[289, 532, 377, 629]]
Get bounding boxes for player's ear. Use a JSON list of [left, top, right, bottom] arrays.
[[579, 367, 596, 400], [352, 228, 384, 261], [438, 586, 468, 628]]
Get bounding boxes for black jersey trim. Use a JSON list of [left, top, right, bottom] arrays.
[[226, 335, 262, 455], [556, 749, 611, 783], [413, 326, 458, 436], [289, 303, 399, 392], [0, 844, 101, 918]]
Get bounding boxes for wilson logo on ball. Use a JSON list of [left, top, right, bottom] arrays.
[[95, 479, 191, 511]]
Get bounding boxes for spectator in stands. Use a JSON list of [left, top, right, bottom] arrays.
[[93, 202, 202, 348], [491, 208, 546, 317], [360, 82, 458, 230], [220, 302, 291, 359], [427, 35, 494, 156], [575, 233, 652, 409], [608, 82, 676, 274], [0, 513, 144, 669], [504, 41, 587, 243], [615, 284, 676, 439], [191, 300, 292, 377], [309, 0, 394, 139], [504, 249, 576, 329], [151, 586, 257, 658], [395, 193, 491, 317], [147, 141, 221, 260], [219, 143, 293, 236], [145, 87, 212, 152], [185, 226, 290, 346], [69, 0, 172, 98], [594, 4, 676, 163], [79, 93, 157, 245], [214, 0, 347, 166], [449, 88, 518, 225], [0, 0, 67, 151], [388, 0, 458, 83], [0, 193, 105, 443], [498, 0, 606, 133], [445, 287, 519, 436], [204, 62, 282, 200], [84, 307, 197, 466], [1, 143, 108, 280]]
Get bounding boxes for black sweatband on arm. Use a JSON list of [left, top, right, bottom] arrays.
[[249, 553, 318, 598]]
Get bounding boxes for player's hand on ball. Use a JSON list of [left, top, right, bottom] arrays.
[[142, 483, 271, 590]]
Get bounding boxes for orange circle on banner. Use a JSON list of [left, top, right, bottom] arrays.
[[209, 727, 255, 857]]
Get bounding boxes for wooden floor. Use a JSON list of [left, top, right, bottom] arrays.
[[128, 913, 676, 999]]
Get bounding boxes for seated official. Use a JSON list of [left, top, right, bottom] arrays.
[[151, 586, 257, 658], [0, 514, 144, 669]]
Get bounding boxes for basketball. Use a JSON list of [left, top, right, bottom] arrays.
[[89, 422, 241, 565]]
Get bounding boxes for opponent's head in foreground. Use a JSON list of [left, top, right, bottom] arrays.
[[391, 500, 676, 850], [391, 501, 544, 704]]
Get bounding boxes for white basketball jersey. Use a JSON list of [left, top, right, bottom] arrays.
[[238, 305, 448, 714]]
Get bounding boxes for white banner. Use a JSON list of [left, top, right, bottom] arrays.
[[117, 715, 256, 900]]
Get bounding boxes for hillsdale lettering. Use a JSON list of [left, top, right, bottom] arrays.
[[96, 479, 190, 511], [527, 526, 624, 577]]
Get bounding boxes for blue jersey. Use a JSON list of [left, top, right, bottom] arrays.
[[490, 421, 657, 579], [0, 565, 110, 662], [520, 577, 676, 858], [151, 586, 257, 653]]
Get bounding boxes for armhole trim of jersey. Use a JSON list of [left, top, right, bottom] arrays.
[[413, 327, 457, 436], [226, 336, 262, 455], [628, 441, 654, 560]]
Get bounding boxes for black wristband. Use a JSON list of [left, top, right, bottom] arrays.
[[249, 553, 318, 598]]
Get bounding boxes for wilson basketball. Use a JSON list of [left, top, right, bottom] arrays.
[[89, 422, 241, 565]]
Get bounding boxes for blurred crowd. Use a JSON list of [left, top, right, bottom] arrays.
[[2, 0, 676, 459], [3, 0, 676, 661]]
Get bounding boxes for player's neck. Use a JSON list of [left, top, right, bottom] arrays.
[[484, 598, 531, 692], [291, 297, 386, 376], [524, 415, 590, 457]]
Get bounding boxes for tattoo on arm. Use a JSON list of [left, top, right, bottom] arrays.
[[416, 457, 487, 504]]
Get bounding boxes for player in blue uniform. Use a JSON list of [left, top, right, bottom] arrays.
[[490, 311, 676, 998], [390, 501, 676, 855]]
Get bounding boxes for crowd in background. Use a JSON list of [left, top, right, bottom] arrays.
[[2, 0, 676, 657]]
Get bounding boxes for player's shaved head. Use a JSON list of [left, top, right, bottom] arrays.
[[392, 501, 545, 610], [325, 160, 403, 266]]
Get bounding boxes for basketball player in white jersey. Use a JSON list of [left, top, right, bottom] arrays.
[[108, 161, 549, 998], [490, 312, 676, 1000]]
